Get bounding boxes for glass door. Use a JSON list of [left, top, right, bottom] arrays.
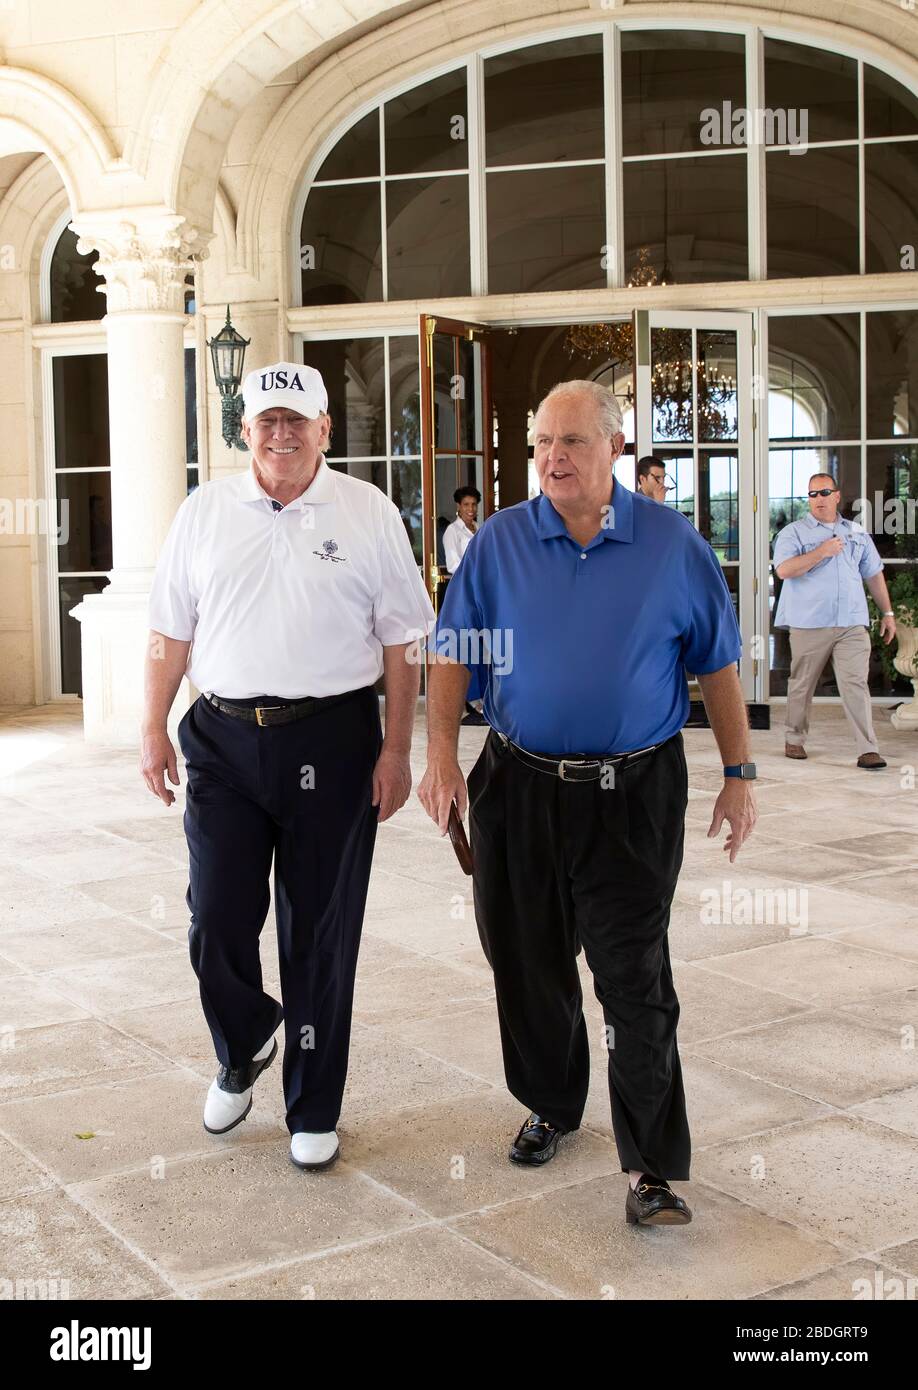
[[418, 314, 494, 611], [633, 309, 756, 701]]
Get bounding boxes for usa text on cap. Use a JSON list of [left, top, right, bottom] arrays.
[[242, 362, 328, 420]]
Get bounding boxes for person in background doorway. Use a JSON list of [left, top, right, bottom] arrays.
[[443, 486, 480, 574], [773, 473, 895, 769], [444, 485, 487, 726], [636, 456, 673, 503]]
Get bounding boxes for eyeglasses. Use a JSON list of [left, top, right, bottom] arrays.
[[806, 488, 838, 498], [649, 474, 677, 492]]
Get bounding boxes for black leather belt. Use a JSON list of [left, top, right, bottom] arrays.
[[205, 687, 369, 727], [494, 730, 665, 782]]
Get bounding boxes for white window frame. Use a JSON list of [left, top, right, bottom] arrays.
[[37, 220, 199, 698], [40, 339, 109, 700], [761, 298, 918, 708]]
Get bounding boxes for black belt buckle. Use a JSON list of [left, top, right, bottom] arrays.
[[559, 758, 594, 781]]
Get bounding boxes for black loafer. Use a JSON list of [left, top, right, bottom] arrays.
[[626, 1174, 692, 1226], [509, 1113, 563, 1165]]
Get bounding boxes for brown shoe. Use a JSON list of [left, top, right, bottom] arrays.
[[857, 752, 887, 770], [785, 743, 807, 759]]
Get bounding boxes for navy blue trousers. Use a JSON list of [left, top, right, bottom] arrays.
[[177, 686, 381, 1134]]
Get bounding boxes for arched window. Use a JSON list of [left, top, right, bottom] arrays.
[[296, 28, 918, 302], [47, 221, 196, 323], [49, 225, 105, 322]]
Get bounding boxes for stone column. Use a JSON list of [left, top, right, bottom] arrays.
[[68, 215, 208, 744]]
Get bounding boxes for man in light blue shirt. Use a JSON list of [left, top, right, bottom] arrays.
[[773, 472, 896, 768]]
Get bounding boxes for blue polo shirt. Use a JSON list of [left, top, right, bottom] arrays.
[[434, 480, 742, 755], [772, 514, 884, 629]]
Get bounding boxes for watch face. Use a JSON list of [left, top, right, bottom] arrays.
[[742, 763, 757, 779]]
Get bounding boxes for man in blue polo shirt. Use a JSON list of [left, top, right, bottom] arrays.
[[772, 472, 896, 768], [418, 379, 757, 1228]]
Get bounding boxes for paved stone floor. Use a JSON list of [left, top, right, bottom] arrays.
[[1, 700, 917, 1301]]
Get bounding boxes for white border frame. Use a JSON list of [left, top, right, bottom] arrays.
[[37, 326, 200, 701], [39, 342, 108, 700], [640, 308, 757, 701]]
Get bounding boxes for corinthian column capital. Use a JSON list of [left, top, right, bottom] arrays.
[[70, 214, 212, 314]]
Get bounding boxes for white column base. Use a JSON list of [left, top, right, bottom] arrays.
[[70, 582, 196, 746], [891, 685, 918, 731]]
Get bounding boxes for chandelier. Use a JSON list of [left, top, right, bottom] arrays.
[[627, 244, 669, 288], [651, 331, 736, 441], [562, 321, 736, 441], [561, 246, 665, 370], [563, 320, 634, 368]]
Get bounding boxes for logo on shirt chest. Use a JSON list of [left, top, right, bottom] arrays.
[[312, 538, 349, 563]]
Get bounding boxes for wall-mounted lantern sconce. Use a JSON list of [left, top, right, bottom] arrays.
[[207, 306, 251, 450]]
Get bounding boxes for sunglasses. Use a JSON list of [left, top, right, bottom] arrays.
[[806, 488, 838, 498]]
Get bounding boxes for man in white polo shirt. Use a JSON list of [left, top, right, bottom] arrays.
[[140, 362, 435, 1171]]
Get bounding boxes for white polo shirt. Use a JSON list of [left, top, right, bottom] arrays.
[[148, 457, 436, 698], [443, 517, 477, 574]]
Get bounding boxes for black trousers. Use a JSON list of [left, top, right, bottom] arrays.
[[467, 728, 690, 1180], [177, 686, 381, 1134]]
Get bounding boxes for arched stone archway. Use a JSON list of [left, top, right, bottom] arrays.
[[119, 0, 918, 264], [127, 0, 420, 230], [0, 155, 69, 317], [0, 66, 120, 215]]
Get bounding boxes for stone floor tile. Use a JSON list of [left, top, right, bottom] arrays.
[[450, 1178, 841, 1300], [71, 1146, 427, 1286], [691, 1114, 918, 1251], [195, 1224, 557, 1300]]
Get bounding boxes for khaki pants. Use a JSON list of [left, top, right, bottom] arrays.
[[785, 625, 878, 755]]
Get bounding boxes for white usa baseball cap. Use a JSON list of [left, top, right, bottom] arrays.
[[242, 362, 328, 420]]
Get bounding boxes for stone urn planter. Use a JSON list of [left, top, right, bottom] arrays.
[[891, 620, 918, 731]]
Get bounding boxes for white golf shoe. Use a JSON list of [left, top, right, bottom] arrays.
[[203, 1035, 277, 1135], [290, 1130, 340, 1170]]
